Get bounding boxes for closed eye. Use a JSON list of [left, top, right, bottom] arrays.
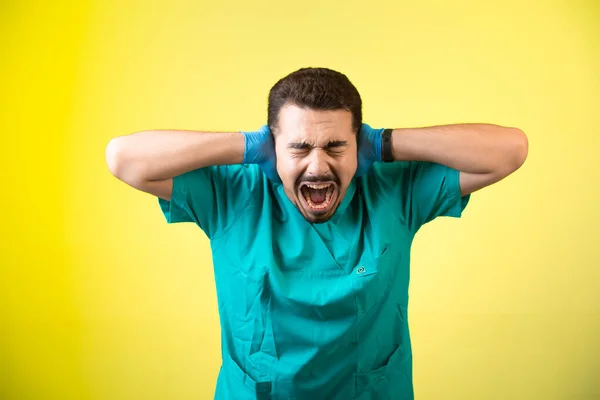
[[288, 142, 312, 151], [325, 141, 347, 155]]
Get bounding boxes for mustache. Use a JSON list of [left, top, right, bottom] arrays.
[[297, 174, 339, 186]]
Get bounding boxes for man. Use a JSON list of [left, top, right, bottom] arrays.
[[106, 67, 528, 399]]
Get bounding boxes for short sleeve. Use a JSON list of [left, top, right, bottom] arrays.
[[158, 164, 261, 239], [369, 161, 470, 232]]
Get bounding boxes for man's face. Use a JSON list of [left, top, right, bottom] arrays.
[[274, 103, 357, 223]]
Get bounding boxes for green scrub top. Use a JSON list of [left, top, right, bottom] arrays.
[[159, 161, 470, 400]]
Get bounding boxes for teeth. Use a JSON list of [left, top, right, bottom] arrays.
[[306, 183, 331, 189]]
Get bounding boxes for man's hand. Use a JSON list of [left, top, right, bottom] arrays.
[[355, 123, 386, 177], [240, 124, 281, 183]]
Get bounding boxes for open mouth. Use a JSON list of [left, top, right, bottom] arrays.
[[299, 182, 337, 214]]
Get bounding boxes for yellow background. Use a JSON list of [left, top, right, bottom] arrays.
[[1, 0, 599, 398]]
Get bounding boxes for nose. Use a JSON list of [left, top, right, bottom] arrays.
[[305, 148, 331, 178]]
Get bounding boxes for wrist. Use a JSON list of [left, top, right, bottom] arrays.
[[241, 126, 270, 164], [381, 128, 394, 162], [242, 131, 258, 164]]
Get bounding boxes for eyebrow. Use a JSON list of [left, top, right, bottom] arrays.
[[287, 140, 348, 150]]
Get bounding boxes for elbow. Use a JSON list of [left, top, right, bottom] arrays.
[[105, 137, 125, 178], [511, 127, 529, 171], [493, 127, 528, 179], [105, 136, 151, 185], [106, 137, 141, 182]]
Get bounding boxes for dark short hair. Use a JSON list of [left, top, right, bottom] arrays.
[[267, 67, 362, 134]]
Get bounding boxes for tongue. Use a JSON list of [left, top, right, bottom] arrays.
[[309, 188, 327, 204]]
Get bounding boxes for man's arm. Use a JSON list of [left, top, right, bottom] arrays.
[[105, 129, 245, 200], [389, 124, 528, 196]]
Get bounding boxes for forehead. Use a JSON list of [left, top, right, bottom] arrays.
[[277, 103, 354, 143]]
